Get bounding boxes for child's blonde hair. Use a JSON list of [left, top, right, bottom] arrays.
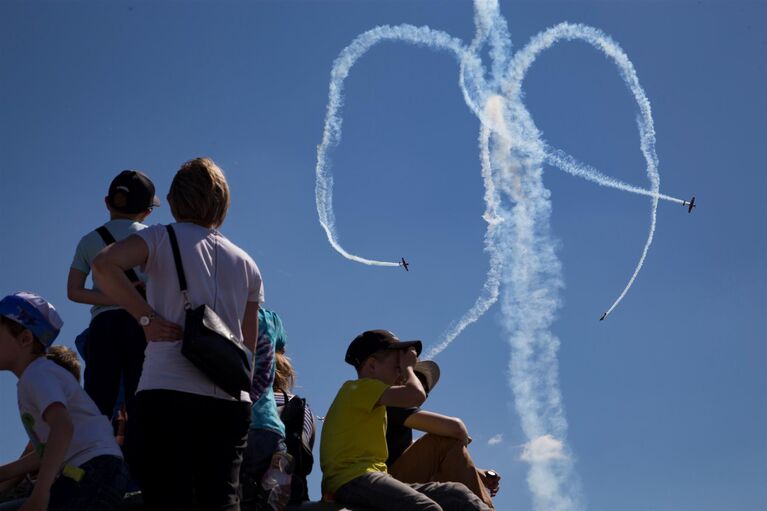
[[274, 351, 296, 392], [46, 346, 81, 383]]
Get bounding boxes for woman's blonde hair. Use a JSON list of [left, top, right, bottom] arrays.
[[274, 351, 296, 392], [168, 157, 230, 227]]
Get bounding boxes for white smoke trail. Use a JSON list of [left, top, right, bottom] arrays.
[[507, 22, 661, 319], [315, 2, 671, 509], [314, 21, 502, 350], [425, 99, 504, 359], [485, 88, 582, 510], [545, 148, 684, 204], [315, 24, 468, 267]]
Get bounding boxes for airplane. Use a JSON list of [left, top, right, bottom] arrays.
[[400, 257, 410, 272], [682, 196, 696, 213], [599, 312, 607, 321]]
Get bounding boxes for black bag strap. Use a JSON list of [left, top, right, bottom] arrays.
[[95, 226, 117, 246], [165, 225, 192, 310], [95, 226, 141, 284]]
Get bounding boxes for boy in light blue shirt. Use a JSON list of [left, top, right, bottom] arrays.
[[67, 170, 159, 439]]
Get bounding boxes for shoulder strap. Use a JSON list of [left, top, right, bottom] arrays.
[[95, 226, 116, 245], [95, 226, 141, 284], [165, 225, 191, 309]]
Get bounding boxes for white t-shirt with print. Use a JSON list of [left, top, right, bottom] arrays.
[[17, 358, 122, 469], [136, 222, 264, 401]]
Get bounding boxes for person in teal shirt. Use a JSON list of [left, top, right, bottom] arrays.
[[240, 308, 287, 510]]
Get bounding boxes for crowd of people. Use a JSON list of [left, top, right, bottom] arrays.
[[0, 158, 500, 511]]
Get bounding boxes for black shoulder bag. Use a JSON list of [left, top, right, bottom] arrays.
[[165, 225, 253, 399]]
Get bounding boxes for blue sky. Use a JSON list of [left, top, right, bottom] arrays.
[[1, 1, 765, 510]]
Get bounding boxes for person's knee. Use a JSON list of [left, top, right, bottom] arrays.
[[420, 434, 469, 460], [421, 433, 464, 449]]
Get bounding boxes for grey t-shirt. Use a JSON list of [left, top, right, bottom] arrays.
[[135, 222, 264, 401], [71, 219, 148, 318]]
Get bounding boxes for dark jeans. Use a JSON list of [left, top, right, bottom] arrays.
[[85, 309, 146, 475], [240, 429, 286, 511], [335, 472, 493, 511], [130, 389, 251, 511], [84, 309, 146, 420], [48, 455, 128, 511]]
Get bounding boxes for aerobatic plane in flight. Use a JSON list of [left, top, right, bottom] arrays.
[[682, 196, 696, 213], [400, 257, 409, 271]]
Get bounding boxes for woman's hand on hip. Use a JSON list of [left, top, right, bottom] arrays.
[[144, 316, 183, 342]]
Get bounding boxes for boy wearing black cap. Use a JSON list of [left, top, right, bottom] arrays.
[[67, 170, 160, 426], [320, 330, 492, 511]]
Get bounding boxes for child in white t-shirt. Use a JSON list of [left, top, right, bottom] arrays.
[[0, 292, 127, 511]]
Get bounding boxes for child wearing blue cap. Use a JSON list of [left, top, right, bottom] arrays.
[[0, 292, 127, 511]]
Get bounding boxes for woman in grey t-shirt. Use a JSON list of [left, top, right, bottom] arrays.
[[93, 157, 263, 510]]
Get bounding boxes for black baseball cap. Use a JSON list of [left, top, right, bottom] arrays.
[[345, 329, 422, 369], [107, 170, 161, 214]]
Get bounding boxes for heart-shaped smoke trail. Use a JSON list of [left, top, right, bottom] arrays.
[[314, 1, 684, 509]]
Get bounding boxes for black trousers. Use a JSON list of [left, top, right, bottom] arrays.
[[130, 389, 251, 511], [84, 308, 146, 473], [84, 308, 146, 419]]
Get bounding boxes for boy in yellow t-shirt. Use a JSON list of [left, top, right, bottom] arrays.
[[320, 330, 492, 511]]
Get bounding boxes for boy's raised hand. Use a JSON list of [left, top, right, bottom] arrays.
[[400, 347, 418, 372], [377, 348, 426, 409]]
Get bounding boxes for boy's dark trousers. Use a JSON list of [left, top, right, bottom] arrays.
[[84, 308, 146, 420], [130, 389, 251, 511], [335, 472, 494, 511], [48, 455, 129, 511], [84, 308, 146, 472]]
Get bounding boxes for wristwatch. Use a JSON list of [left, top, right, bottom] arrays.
[[138, 312, 156, 327]]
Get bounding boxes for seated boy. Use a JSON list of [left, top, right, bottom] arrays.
[[320, 330, 492, 511], [386, 361, 500, 508], [0, 292, 128, 511], [0, 346, 83, 504]]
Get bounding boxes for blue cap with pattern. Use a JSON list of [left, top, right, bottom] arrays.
[[0, 292, 63, 347]]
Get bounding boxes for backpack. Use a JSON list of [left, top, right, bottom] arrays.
[[277, 391, 315, 503]]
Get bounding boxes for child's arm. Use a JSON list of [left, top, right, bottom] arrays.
[[22, 403, 73, 511], [403, 410, 471, 445], [0, 450, 40, 484], [377, 348, 426, 408], [66, 268, 116, 306]]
